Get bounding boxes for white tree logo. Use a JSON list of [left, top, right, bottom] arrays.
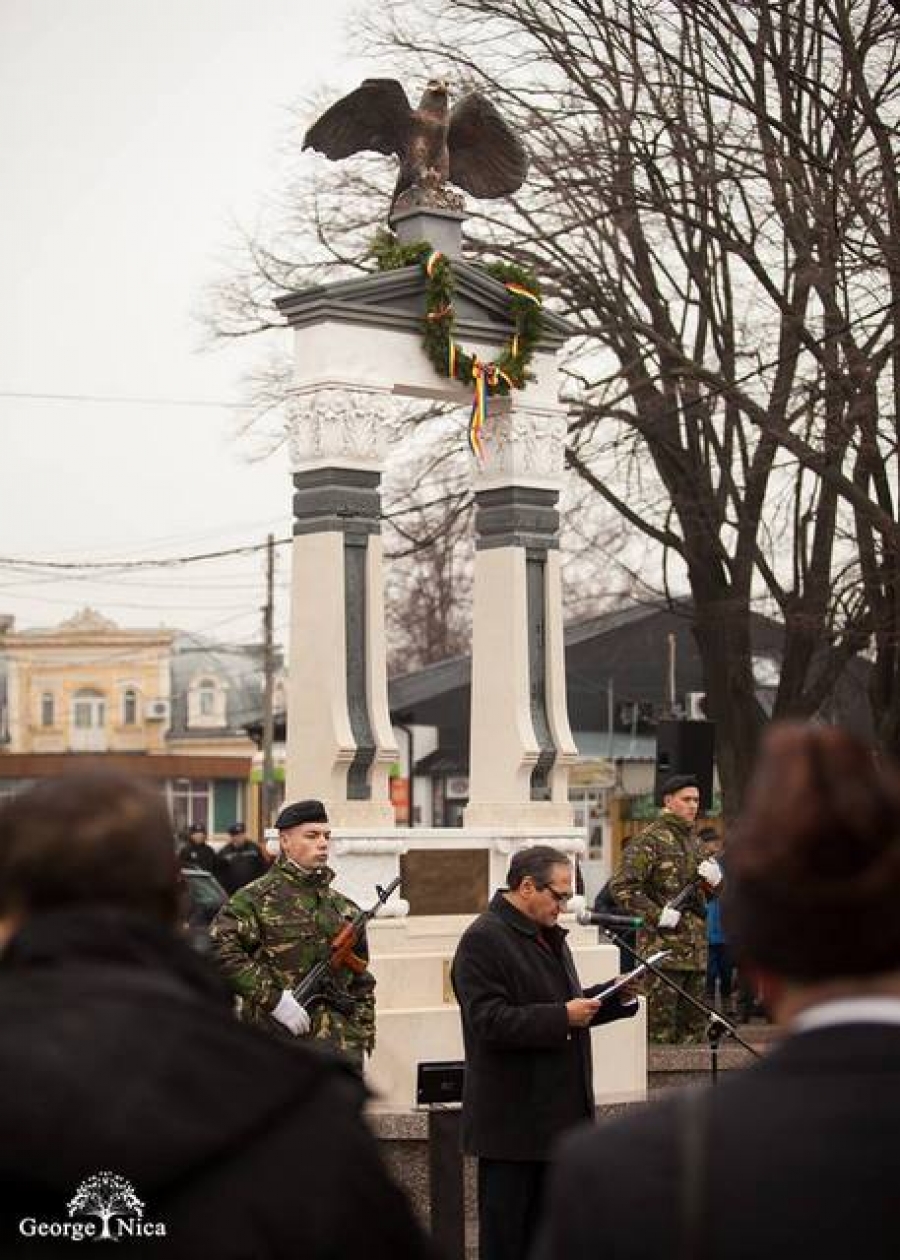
[[68, 1172, 144, 1241]]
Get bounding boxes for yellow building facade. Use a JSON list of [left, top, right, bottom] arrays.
[[5, 608, 173, 756], [0, 609, 256, 837]]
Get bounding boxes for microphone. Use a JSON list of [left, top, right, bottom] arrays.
[[576, 910, 644, 929]]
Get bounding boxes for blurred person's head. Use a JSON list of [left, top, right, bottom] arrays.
[[725, 724, 900, 1014], [0, 773, 181, 941]]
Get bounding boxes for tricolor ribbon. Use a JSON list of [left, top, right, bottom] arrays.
[[426, 250, 445, 278], [468, 359, 488, 460], [467, 361, 503, 461], [505, 281, 541, 306], [448, 340, 457, 379]]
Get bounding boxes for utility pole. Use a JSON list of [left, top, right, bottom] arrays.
[[261, 533, 276, 828], [667, 632, 677, 716]]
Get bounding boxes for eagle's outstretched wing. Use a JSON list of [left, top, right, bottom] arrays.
[[303, 79, 413, 160], [448, 93, 528, 198]]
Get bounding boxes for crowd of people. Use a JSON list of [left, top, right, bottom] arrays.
[[176, 819, 267, 893], [0, 720, 897, 1258]]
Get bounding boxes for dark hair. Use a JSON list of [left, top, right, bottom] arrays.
[[507, 845, 572, 890], [0, 773, 181, 925], [725, 724, 900, 980]]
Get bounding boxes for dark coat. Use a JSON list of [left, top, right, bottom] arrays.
[[0, 906, 434, 1260], [451, 891, 637, 1162], [537, 1021, 900, 1260], [215, 839, 267, 893], [178, 838, 221, 877]]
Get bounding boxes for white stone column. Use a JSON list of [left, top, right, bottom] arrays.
[[284, 386, 398, 827], [464, 402, 578, 828]]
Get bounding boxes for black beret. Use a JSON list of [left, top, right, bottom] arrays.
[[660, 774, 699, 798], [275, 799, 329, 830], [187, 822, 206, 836], [227, 822, 246, 837]]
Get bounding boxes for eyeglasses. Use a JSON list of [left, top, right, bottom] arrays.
[[538, 884, 571, 905]]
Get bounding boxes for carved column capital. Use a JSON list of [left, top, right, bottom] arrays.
[[474, 404, 569, 492], [285, 387, 396, 472]]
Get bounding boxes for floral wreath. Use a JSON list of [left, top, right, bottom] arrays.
[[371, 231, 543, 458]]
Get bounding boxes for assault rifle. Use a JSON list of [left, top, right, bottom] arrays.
[[292, 875, 401, 1013]]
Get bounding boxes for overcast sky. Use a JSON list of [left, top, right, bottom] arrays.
[[1, 0, 375, 648]]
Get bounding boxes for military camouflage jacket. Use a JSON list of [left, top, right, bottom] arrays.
[[209, 858, 376, 1060], [609, 811, 707, 969]]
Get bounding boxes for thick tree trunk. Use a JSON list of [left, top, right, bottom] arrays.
[[691, 598, 766, 815]]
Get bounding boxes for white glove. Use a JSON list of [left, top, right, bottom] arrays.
[[697, 858, 723, 888], [272, 990, 311, 1036], [658, 904, 682, 930]]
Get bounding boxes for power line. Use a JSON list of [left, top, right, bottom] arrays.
[[0, 537, 293, 572], [0, 390, 243, 409]]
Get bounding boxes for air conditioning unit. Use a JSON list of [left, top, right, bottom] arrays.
[[146, 699, 170, 722], [685, 692, 708, 721]]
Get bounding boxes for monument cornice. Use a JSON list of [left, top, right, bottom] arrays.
[[275, 262, 571, 350]]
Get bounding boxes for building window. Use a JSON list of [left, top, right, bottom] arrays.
[[72, 690, 105, 729], [41, 692, 55, 727], [168, 778, 211, 834], [122, 688, 138, 726], [188, 674, 226, 728], [70, 688, 107, 752]]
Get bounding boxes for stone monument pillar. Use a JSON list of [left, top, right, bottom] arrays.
[[275, 210, 574, 829], [464, 401, 578, 828], [284, 386, 397, 827]]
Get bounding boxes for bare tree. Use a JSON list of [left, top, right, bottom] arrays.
[[383, 449, 475, 673], [366, 0, 900, 804], [204, 0, 900, 808]]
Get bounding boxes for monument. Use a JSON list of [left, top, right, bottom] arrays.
[[277, 78, 645, 1118]]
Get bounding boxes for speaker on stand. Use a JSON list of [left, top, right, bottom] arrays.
[[654, 720, 716, 811]]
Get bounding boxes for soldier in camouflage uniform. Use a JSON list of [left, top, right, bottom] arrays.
[[210, 799, 375, 1071], [609, 774, 723, 1043]]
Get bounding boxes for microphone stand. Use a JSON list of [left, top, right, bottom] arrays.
[[600, 926, 760, 1082]]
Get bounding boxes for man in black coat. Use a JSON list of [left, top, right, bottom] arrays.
[[177, 820, 221, 877], [215, 820, 267, 893], [537, 724, 900, 1260], [0, 772, 434, 1260], [451, 844, 639, 1260]]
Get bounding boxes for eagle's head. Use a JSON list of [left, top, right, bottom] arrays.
[[419, 78, 450, 115]]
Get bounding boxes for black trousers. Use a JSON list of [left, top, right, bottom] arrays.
[[477, 1158, 548, 1260]]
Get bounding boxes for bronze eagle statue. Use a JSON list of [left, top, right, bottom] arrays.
[[303, 78, 528, 210]]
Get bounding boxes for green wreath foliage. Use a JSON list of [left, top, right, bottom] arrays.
[[369, 230, 543, 396]]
